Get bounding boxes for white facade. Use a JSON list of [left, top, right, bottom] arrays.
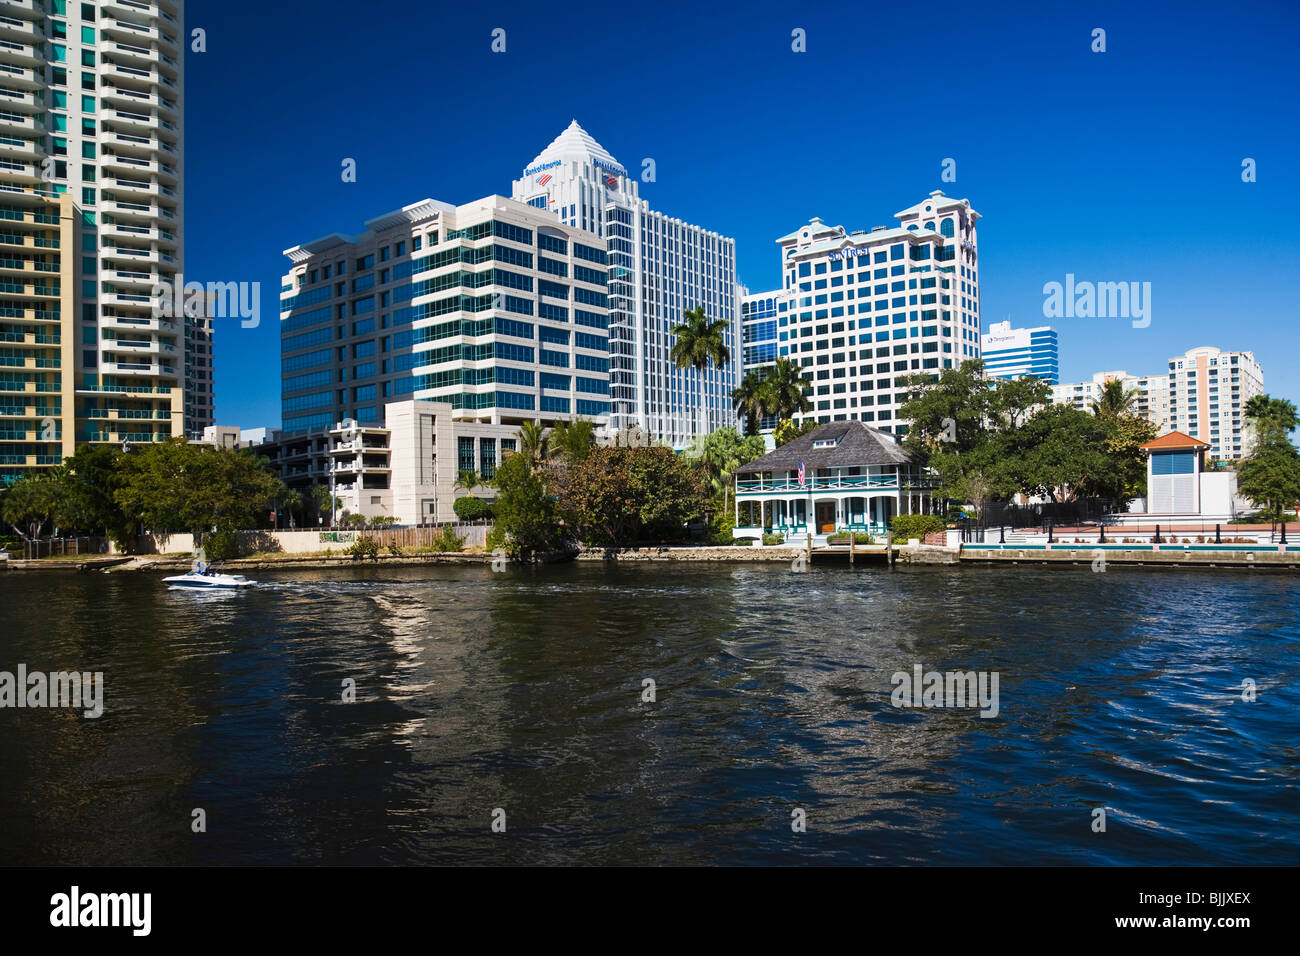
[[510, 121, 739, 448], [1054, 347, 1263, 461], [1052, 370, 1171, 432], [980, 320, 1058, 382], [281, 195, 611, 435], [745, 191, 981, 435], [1165, 346, 1262, 461], [254, 400, 521, 526]]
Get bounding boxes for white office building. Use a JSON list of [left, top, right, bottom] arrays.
[[980, 320, 1058, 383], [251, 399, 525, 525], [742, 191, 981, 435], [511, 120, 739, 447], [281, 195, 611, 435]]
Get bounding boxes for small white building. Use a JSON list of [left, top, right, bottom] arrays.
[[1138, 430, 1237, 520]]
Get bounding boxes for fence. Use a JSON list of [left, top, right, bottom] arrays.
[[301, 524, 488, 552], [960, 519, 1292, 546], [15, 536, 110, 560]]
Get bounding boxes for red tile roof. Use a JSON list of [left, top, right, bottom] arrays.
[[1140, 430, 1210, 451]]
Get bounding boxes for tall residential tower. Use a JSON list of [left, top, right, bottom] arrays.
[[0, 0, 208, 484]]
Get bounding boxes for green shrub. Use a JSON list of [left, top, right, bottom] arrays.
[[387, 542, 403, 556], [761, 532, 785, 546], [453, 496, 494, 522], [889, 514, 946, 541], [828, 531, 874, 545], [707, 511, 736, 545], [202, 529, 241, 560], [430, 525, 466, 553], [347, 534, 379, 560]]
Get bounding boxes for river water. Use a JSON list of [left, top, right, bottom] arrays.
[[0, 562, 1296, 865]]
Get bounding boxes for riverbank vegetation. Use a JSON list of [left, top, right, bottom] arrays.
[[1238, 395, 1300, 524], [898, 361, 1155, 512], [0, 439, 284, 552]]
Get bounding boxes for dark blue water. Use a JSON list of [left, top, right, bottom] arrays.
[[1, 562, 1296, 865]]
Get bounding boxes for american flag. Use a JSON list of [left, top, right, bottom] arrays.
[[797, 459, 806, 488], [603, 174, 618, 187], [535, 174, 552, 186]]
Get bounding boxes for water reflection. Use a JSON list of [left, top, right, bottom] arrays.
[[1, 563, 1297, 865]]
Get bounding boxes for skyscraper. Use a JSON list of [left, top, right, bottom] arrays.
[[742, 191, 982, 435], [1165, 346, 1262, 461], [511, 121, 739, 447], [279, 195, 611, 434], [1052, 347, 1263, 461], [0, 0, 207, 485]]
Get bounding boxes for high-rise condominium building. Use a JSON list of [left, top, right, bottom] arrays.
[[0, 0, 208, 485], [280, 195, 611, 435], [1052, 370, 1171, 432], [741, 190, 981, 435], [1166, 346, 1262, 461], [1053, 347, 1263, 461], [510, 121, 739, 447], [980, 320, 1058, 383]]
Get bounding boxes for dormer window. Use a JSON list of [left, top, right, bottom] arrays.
[[812, 437, 839, 448]]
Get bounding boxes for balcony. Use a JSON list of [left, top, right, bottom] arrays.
[[0, 132, 38, 161], [0, 106, 40, 135], [736, 474, 940, 495], [0, 16, 39, 43], [0, 38, 42, 68], [101, 291, 155, 309]]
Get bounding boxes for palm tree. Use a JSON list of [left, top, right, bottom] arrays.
[[670, 306, 731, 433], [308, 482, 338, 526], [513, 420, 548, 473], [765, 357, 812, 421], [1245, 394, 1299, 443], [1090, 378, 1138, 419], [550, 419, 595, 463], [732, 369, 773, 437], [280, 487, 304, 529], [455, 469, 480, 494]]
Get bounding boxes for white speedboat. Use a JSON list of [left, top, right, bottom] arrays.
[[163, 561, 255, 590]]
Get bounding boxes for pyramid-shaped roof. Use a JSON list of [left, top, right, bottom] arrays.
[[523, 119, 623, 173], [1141, 430, 1210, 451], [735, 421, 914, 474]]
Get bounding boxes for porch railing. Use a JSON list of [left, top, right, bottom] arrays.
[[736, 475, 938, 493]]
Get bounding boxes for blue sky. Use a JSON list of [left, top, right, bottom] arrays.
[[186, 0, 1300, 428]]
